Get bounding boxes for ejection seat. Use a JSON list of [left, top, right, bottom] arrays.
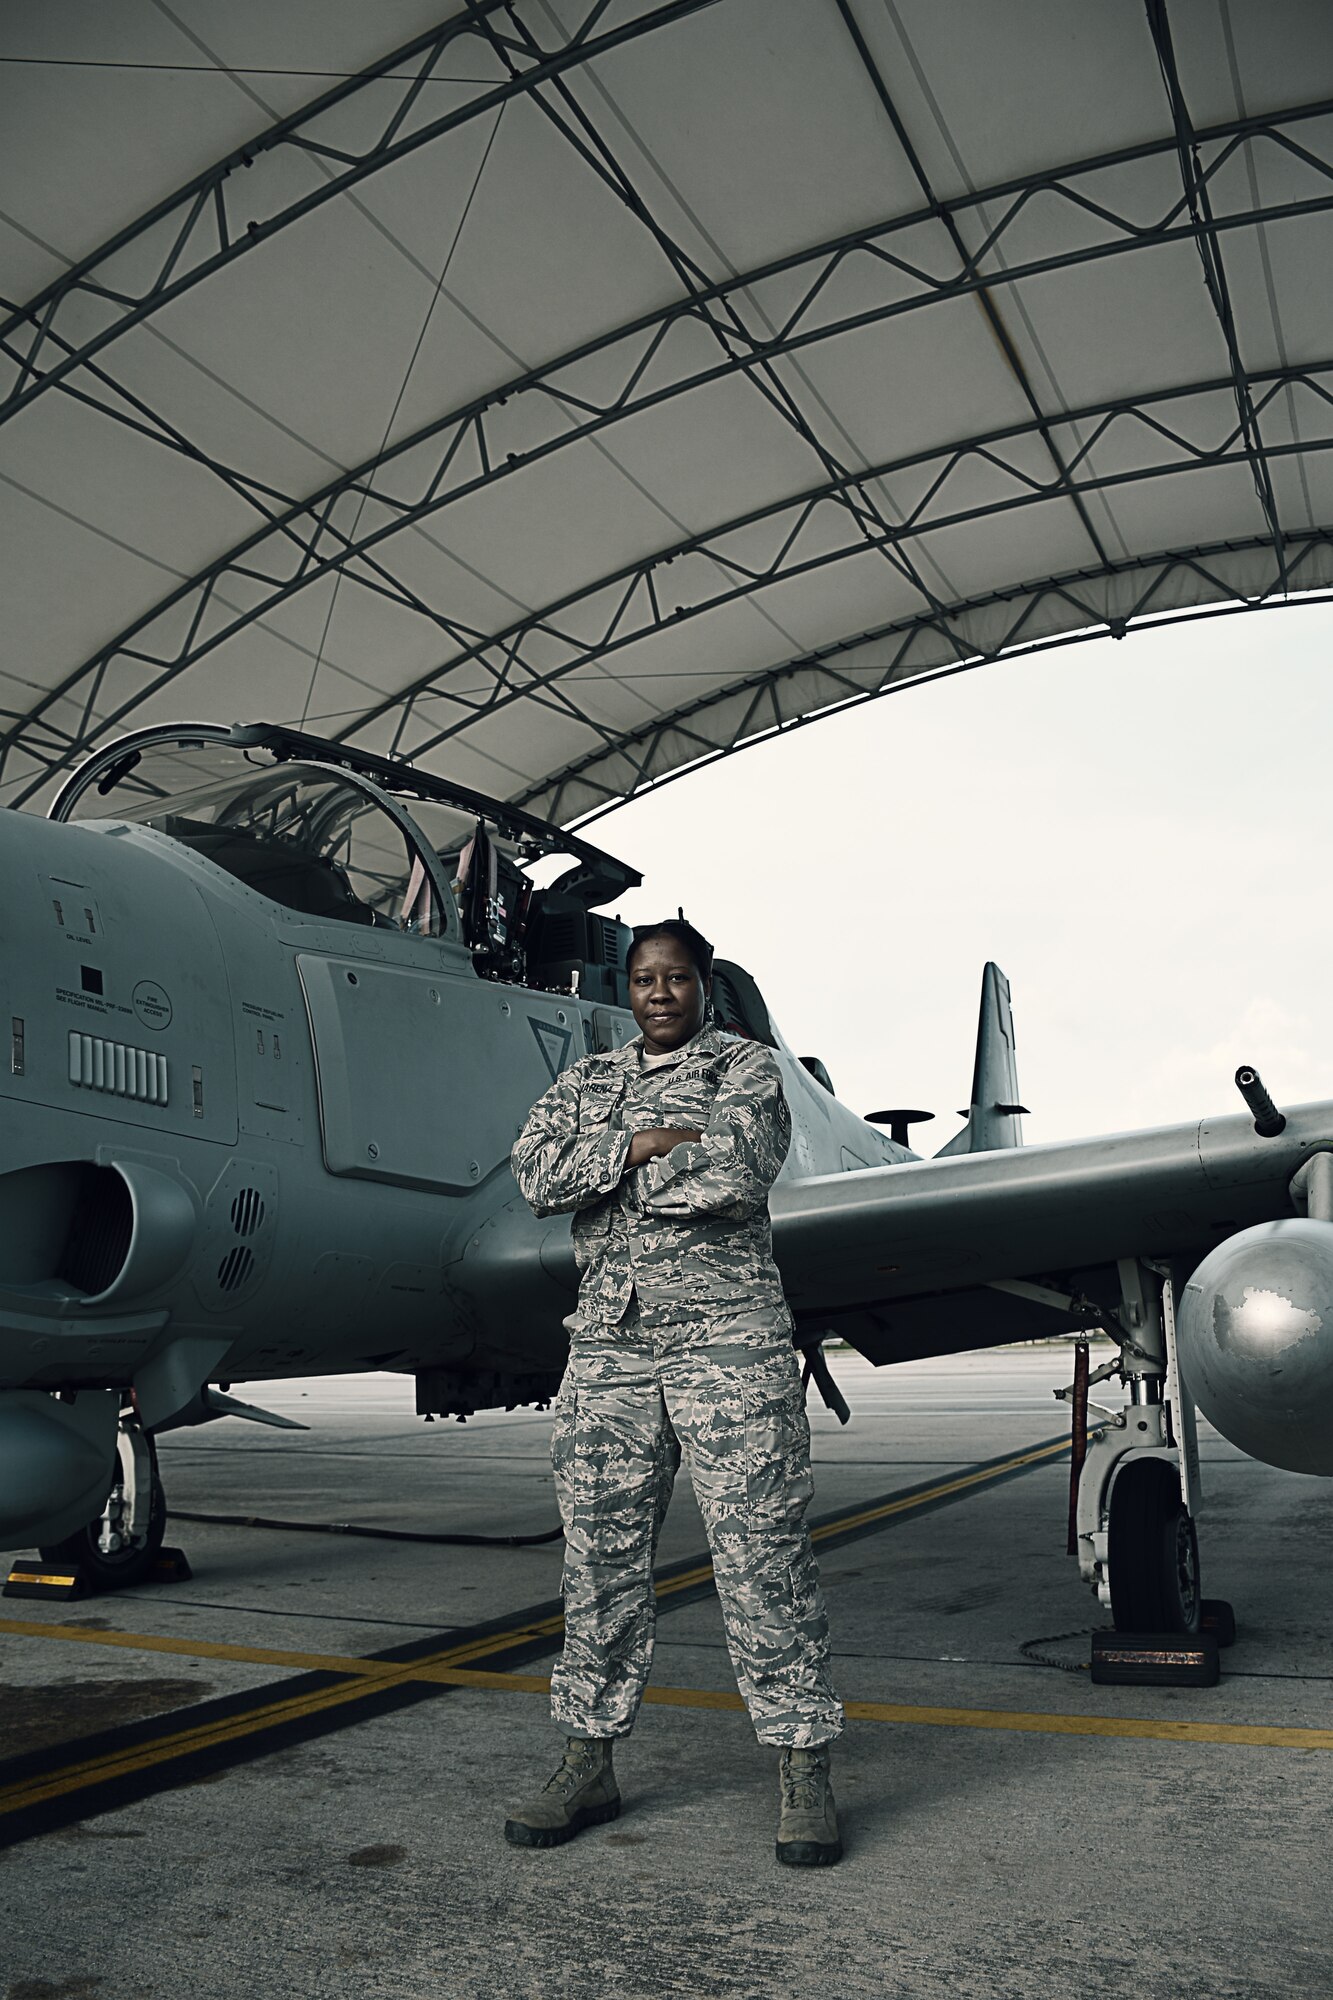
[[711, 959, 777, 1046]]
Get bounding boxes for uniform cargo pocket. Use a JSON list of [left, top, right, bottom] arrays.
[[742, 1356, 813, 1532], [550, 1383, 579, 1526]]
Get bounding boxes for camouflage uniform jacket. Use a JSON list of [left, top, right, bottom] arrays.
[[510, 1024, 792, 1324]]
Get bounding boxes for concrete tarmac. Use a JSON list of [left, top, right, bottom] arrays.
[[1, 1345, 1330, 2000]]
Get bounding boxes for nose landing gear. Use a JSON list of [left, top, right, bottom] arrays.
[[35, 1411, 179, 1592], [1106, 1456, 1200, 1634], [1065, 1259, 1233, 1685]]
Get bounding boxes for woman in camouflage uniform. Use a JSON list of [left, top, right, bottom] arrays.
[[505, 918, 843, 1866]]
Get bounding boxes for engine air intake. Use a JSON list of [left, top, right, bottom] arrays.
[[58, 1165, 133, 1297]]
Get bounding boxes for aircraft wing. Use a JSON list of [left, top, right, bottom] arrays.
[[771, 1100, 1333, 1364]]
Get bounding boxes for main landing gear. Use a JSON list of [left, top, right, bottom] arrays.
[[1061, 1259, 1234, 1686], [4, 1408, 187, 1603]]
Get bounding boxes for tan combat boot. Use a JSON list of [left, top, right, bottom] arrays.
[[775, 1743, 842, 1866], [504, 1736, 620, 1848]]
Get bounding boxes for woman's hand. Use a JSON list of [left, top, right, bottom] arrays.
[[626, 1127, 702, 1170]]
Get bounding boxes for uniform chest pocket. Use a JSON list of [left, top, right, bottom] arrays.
[[579, 1078, 624, 1129], [653, 1071, 720, 1130]]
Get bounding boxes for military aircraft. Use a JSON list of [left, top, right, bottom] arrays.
[[2, 721, 1330, 1647]]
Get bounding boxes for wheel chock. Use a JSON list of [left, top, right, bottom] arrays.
[[150, 1545, 193, 1584], [1091, 1630, 1220, 1687], [3, 1558, 89, 1602], [1200, 1598, 1236, 1648]]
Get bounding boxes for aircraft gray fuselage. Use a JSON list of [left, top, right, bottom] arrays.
[[0, 804, 904, 1400], [2, 771, 1332, 1549]]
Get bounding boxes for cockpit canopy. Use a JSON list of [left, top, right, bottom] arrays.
[[51, 722, 642, 999]]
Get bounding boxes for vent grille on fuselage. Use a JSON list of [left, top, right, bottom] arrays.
[[536, 911, 582, 962], [68, 1030, 168, 1105], [217, 1245, 256, 1294], [230, 1188, 265, 1237]]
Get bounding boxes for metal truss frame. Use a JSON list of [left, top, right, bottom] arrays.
[[4, 92, 1331, 800], [8, 354, 1329, 806], [20, 97, 1328, 525], [0, 0, 718, 427], [347, 370, 1333, 767], [1144, 0, 1287, 583], [831, 0, 1111, 571], [524, 529, 1333, 828]]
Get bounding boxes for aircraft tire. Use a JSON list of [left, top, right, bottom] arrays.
[[1106, 1458, 1202, 1634], [39, 1435, 167, 1591]]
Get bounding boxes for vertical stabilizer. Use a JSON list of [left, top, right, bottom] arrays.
[[935, 963, 1027, 1157]]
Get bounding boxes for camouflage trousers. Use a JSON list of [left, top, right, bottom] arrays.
[[549, 1294, 844, 1748]]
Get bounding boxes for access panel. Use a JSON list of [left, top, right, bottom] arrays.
[[297, 954, 586, 1194]]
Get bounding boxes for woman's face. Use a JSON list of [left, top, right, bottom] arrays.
[[628, 936, 710, 1054]]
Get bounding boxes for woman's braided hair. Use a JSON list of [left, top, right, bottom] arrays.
[[626, 915, 714, 980]]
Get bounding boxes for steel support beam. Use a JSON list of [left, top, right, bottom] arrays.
[[24, 97, 1331, 572], [6, 357, 1331, 803], [0, 0, 721, 429], [337, 408, 1332, 778], [832, 0, 1111, 569], [524, 531, 1333, 828], [28, 95, 1332, 516], [6, 112, 1330, 796], [1145, 0, 1288, 587]]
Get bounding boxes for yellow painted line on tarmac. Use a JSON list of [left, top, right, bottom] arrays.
[[0, 1615, 566, 1818], [0, 1433, 1104, 1820], [447, 1679, 1333, 1750], [0, 1614, 556, 1698], [642, 1684, 1333, 1750], [809, 1434, 1074, 1544], [0, 1437, 1068, 1672], [0, 1612, 566, 1682], [0, 1616, 402, 1679], [0, 1673, 406, 1816], [835, 1700, 1333, 1751], [5, 1618, 1331, 1754], [652, 1436, 1072, 1600]]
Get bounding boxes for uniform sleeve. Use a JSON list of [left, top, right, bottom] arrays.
[[510, 1066, 632, 1217], [635, 1043, 791, 1218]]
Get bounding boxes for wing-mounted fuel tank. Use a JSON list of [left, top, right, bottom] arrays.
[[1177, 1216, 1333, 1474], [1174, 1078, 1333, 1475], [0, 1389, 121, 1546], [1177, 1131, 1333, 1478]]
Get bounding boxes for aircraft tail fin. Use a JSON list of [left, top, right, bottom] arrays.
[[934, 963, 1028, 1157]]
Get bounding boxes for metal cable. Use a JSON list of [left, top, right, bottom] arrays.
[[169, 1508, 562, 1548], [1018, 1628, 1109, 1673]]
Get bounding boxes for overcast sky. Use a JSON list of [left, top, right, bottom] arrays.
[[589, 599, 1332, 1150]]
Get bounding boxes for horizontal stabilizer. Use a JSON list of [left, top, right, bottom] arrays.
[[935, 963, 1026, 1157]]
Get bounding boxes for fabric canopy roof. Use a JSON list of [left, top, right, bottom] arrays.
[[2, 0, 1330, 827]]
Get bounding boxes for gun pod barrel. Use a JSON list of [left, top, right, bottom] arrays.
[[1235, 1065, 1286, 1138]]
